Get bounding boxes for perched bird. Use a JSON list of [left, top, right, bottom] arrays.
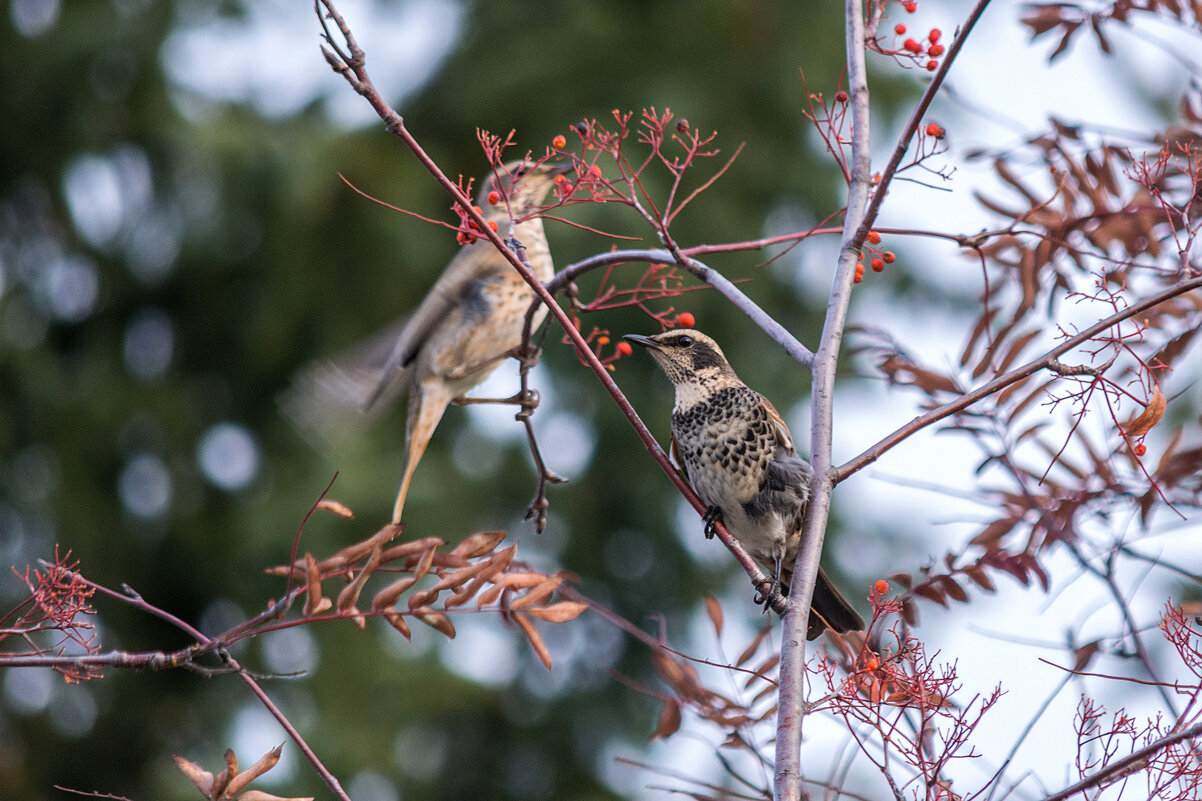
[[624, 329, 864, 639], [282, 159, 570, 524]]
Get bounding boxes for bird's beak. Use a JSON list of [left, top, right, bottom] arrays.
[[623, 333, 660, 351], [547, 161, 575, 176]]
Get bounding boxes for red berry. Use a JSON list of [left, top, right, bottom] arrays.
[[903, 1, 917, 11], [928, 28, 942, 43], [926, 60, 938, 71], [853, 263, 865, 284], [834, 90, 849, 103], [676, 312, 695, 328], [926, 123, 945, 138], [487, 220, 498, 232], [871, 258, 885, 272], [487, 190, 500, 205], [1134, 443, 1147, 456], [875, 579, 889, 594], [894, 24, 906, 35], [616, 341, 633, 357], [552, 134, 567, 149], [903, 38, 921, 53], [865, 656, 880, 671], [928, 43, 944, 57], [590, 164, 603, 178], [882, 251, 896, 263], [867, 230, 881, 245]]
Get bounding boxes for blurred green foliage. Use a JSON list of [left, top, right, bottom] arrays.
[[0, 1, 914, 799]]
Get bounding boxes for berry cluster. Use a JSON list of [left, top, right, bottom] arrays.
[[890, 7, 945, 73], [454, 201, 499, 245], [853, 231, 897, 284]]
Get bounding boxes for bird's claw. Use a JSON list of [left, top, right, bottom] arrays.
[[701, 506, 722, 539], [753, 580, 786, 613]]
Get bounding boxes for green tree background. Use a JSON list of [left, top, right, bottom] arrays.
[[0, 2, 918, 799]]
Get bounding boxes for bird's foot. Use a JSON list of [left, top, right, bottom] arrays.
[[701, 506, 722, 539], [753, 579, 786, 612]]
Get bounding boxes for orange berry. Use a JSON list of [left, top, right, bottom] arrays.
[[552, 134, 567, 149], [487, 220, 498, 232], [875, 579, 889, 594], [676, 312, 695, 328], [894, 24, 906, 35], [616, 341, 633, 357], [472, 205, 483, 215], [487, 190, 500, 205], [853, 263, 865, 284], [1134, 443, 1147, 456], [926, 123, 945, 139], [865, 657, 880, 671], [597, 335, 610, 345], [457, 231, 476, 245], [928, 28, 942, 43], [590, 164, 603, 178], [867, 230, 881, 245], [871, 258, 885, 272], [882, 251, 896, 263]]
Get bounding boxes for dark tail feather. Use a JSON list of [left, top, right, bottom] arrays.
[[803, 567, 866, 640]]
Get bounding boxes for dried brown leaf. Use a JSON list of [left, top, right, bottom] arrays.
[[650, 699, 682, 740], [476, 572, 550, 607], [735, 626, 772, 666], [704, 595, 724, 635], [430, 545, 517, 593], [1124, 384, 1166, 439], [382, 608, 412, 640], [379, 536, 446, 564], [336, 545, 382, 614], [525, 601, 588, 623], [224, 744, 283, 799], [172, 755, 214, 797], [316, 499, 355, 518], [451, 530, 507, 559], [416, 610, 456, 639], [1073, 640, 1101, 672], [510, 575, 565, 610], [371, 576, 418, 611], [514, 612, 552, 669], [303, 553, 331, 617], [971, 517, 1019, 549]]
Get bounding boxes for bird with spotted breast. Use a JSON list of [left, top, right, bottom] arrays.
[[624, 328, 864, 640], [282, 159, 571, 524]]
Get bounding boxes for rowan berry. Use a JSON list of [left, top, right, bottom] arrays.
[[903, 1, 917, 11], [871, 258, 885, 272], [867, 230, 882, 245], [853, 262, 865, 284], [875, 579, 889, 594], [552, 134, 567, 149], [926, 123, 945, 139], [676, 312, 695, 328], [928, 28, 942, 43], [894, 24, 906, 35], [926, 60, 938, 71], [1134, 443, 1147, 456], [590, 164, 603, 178], [834, 90, 849, 103], [487, 220, 498, 232], [928, 43, 944, 57], [882, 251, 896, 263], [903, 38, 921, 53], [487, 190, 500, 205], [865, 656, 880, 671], [597, 335, 610, 345], [616, 341, 633, 357]]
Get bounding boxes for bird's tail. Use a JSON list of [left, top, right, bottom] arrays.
[[804, 567, 866, 641], [392, 377, 456, 524]]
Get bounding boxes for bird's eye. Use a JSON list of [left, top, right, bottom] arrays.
[[676, 334, 694, 347]]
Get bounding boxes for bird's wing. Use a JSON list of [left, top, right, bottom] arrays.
[[758, 394, 797, 453], [368, 245, 507, 406], [278, 316, 412, 449], [669, 433, 692, 483]]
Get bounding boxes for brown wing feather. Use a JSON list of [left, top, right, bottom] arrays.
[[758, 394, 796, 453]]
